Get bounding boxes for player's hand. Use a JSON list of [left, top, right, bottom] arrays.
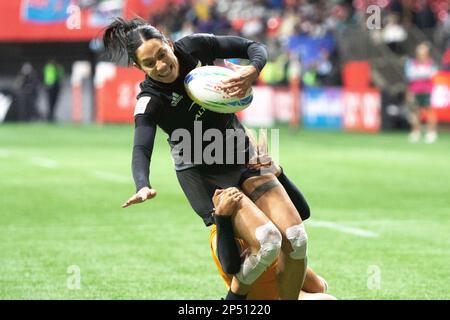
[[216, 60, 258, 98], [248, 154, 282, 177], [247, 131, 282, 176], [122, 187, 157, 208], [212, 187, 243, 216]]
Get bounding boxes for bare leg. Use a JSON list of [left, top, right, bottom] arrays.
[[410, 108, 421, 133], [302, 267, 326, 293], [227, 195, 280, 295], [424, 108, 438, 143], [407, 91, 421, 142], [409, 107, 421, 143], [281, 264, 336, 300], [276, 250, 307, 299], [242, 173, 307, 300], [427, 108, 437, 132]]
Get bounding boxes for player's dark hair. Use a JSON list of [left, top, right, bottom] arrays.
[[103, 17, 167, 66]]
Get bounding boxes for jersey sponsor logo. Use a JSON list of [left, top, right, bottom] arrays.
[[134, 96, 151, 115], [171, 92, 183, 107]]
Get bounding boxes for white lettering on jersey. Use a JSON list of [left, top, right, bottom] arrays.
[[134, 96, 151, 116]]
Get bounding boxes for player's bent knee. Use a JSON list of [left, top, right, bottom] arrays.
[[286, 223, 308, 260], [256, 222, 282, 265], [236, 222, 282, 285]]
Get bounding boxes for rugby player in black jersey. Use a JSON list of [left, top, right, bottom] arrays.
[[103, 17, 309, 300]]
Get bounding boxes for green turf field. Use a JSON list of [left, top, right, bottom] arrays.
[[0, 124, 449, 299]]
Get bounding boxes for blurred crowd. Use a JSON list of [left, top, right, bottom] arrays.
[[9, 60, 64, 122], [150, 0, 344, 87], [5, 0, 450, 123], [145, 0, 450, 87]]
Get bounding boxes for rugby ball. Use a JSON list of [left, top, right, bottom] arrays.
[[184, 65, 253, 114]]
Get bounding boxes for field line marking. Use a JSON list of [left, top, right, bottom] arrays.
[[29, 157, 60, 169], [308, 220, 379, 238], [0, 148, 11, 158]]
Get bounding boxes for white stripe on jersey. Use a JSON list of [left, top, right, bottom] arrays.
[[134, 96, 151, 116]]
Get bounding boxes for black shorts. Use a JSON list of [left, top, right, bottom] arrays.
[[176, 164, 261, 226]]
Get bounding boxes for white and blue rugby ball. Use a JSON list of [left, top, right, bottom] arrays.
[[184, 65, 253, 114]]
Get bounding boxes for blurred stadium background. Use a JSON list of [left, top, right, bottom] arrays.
[[0, 0, 449, 299]]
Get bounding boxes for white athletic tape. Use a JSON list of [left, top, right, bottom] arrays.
[[236, 222, 282, 285], [236, 253, 267, 285], [286, 223, 308, 260], [134, 96, 151, 116]]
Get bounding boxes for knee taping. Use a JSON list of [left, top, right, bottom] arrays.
[[286, 223, 308, 260], [255, 222, 282, 265], [236, 222, 282, 285]]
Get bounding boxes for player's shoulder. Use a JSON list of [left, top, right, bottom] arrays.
[[134, 95, 152, 116], [175, 33, 216, 50], [135, 85, 163, 117]]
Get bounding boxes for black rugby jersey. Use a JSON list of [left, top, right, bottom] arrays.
[[131, 33, 267, 191]]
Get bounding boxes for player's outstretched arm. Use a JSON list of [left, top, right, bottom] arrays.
[[124, 111, 158, 209], [122, 187, 157, 208]]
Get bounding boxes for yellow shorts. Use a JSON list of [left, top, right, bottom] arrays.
[[209, 224, 280, 300]]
